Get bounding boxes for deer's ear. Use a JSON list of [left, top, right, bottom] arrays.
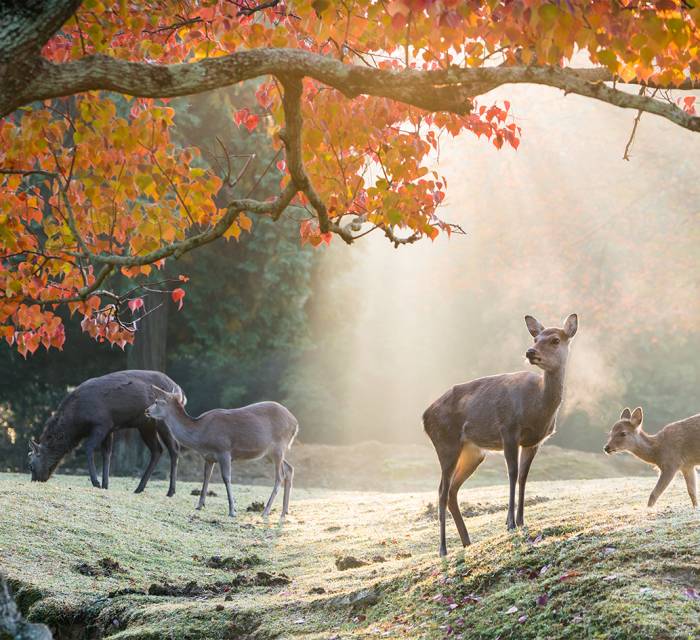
[[29, 439, 39, 453], [151, 385, 169, 396], [620, 408, 632, 420], [630, 407, 643, 427], [563, 313, 578, 338], [525, 315, 544, 337]]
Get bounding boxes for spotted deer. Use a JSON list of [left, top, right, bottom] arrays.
[[423, 314, 578, 556], [604, 408, 700, 508]]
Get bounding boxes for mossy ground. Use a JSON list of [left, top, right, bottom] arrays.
[[1, 457, 698, 639]]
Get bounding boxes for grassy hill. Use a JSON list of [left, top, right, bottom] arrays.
[[0, 449, 697, 639]]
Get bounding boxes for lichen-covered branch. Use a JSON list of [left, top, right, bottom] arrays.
[[5, 49, 699, 131]]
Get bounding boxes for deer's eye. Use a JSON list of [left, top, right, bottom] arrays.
[[551, 338, 560, 345], [620, 432, 627, 437]]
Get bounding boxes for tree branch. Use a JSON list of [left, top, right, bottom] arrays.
[[5, 49, 699, 131]]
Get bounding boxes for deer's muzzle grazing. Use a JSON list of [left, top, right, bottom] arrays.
[[424, 313, 578, 556]]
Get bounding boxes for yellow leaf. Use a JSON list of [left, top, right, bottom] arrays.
[[223, 221, 241, 240], [238, 212, 253, 232]]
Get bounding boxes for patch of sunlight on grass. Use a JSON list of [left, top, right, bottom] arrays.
[[1, 471, 698, 638]]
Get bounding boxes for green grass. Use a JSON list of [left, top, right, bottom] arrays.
[[1, 463, 698, 639]]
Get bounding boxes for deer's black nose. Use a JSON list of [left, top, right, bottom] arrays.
[[526, 348, 537, 359], [604, 445, 611, 454]]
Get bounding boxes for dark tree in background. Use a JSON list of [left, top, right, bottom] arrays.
[[0, 85, 315, 473]]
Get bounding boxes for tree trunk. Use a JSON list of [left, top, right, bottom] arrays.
[[114, 292, 170, 475]]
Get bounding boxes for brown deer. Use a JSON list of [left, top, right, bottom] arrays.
[[604, 408, 700, 508], [145, 387, 298, 519], [424, 314, 578, 556], [28, 370, 184, 496]]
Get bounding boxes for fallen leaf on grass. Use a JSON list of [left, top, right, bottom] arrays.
[[558, 570, 581, 582]]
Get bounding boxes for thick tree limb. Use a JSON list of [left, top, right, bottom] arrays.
[[5, 49, 699, 131], [0, 0, 82, 117]]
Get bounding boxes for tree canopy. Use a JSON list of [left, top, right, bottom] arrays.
[[1, 0, 699, 355]]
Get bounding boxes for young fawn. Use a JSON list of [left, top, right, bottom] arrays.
[[604, 408, 700, 508], [146, 387, 298, 519], [424, 314, 578, 556]]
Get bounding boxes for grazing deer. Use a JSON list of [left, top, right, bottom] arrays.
[[424, 314, 578, 556], [604, 408, 700, 508], [28, 370, 184, 495], [145, 387, 298, 518]]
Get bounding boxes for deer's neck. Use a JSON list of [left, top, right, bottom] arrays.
[[161, 405, 200, 448], [541, 366, 566, 413], [631, 431, 661, 466]]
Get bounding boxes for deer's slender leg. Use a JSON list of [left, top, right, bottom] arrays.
[[438, 461, 456, 557], [218, 451, 236, 517], [263, 456, 284, 517], [447, 443, 485, 547], [100, 431, 114, 490], [648, 466, 677, 507], [157, 423, 179, 497], [281, 460, 294, 518], [85, 427, 109, 488], [516, 444, 540, 527], [681, 466, 697, 508], [196, 460, 215, 510], [503, 437, 519, 530], [134, 426, 163, 494]]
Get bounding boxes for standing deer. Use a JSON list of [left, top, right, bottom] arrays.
[[604, 408, 700, 508], [424, 314, 578, 556], [28, 370, 184, 495], [145, 387, 298, 519]]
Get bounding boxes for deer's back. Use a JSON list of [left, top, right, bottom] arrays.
[[658, 414, 700, 465], [73, 370, 182, 424], [424, 371, 543, 451], [195, 401, 298, 458]]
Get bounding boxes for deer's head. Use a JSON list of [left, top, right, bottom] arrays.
[[28, 416, 58, 482], [524, 314, 578, 372], [145, 385, 185, 420], [604, 407, 643, 454]]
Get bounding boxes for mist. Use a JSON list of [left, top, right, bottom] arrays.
[[289, 84, 700, 449]]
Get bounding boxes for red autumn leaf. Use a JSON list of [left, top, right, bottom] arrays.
[[171, 287, 186, 310], [128, 297, 144, 313], [244, 113, 259, 132]]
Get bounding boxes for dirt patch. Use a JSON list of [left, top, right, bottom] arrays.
[[335, 556, 368, 571], [246, 501, 265, 513], [421, 496, 552, 520], [253, 571, 290, 587], [660, 566, 700, 590], [148, 580, 239, 597], [195, 554, 262, 571], [147, 571, 290, 597], [190, 488, 218, 496], [74, 557, 126, 577]]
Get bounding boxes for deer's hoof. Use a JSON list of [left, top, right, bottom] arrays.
[[134, 487, 145, 494], [228, 511, 237, 518], [166, 490, 175, 497]]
